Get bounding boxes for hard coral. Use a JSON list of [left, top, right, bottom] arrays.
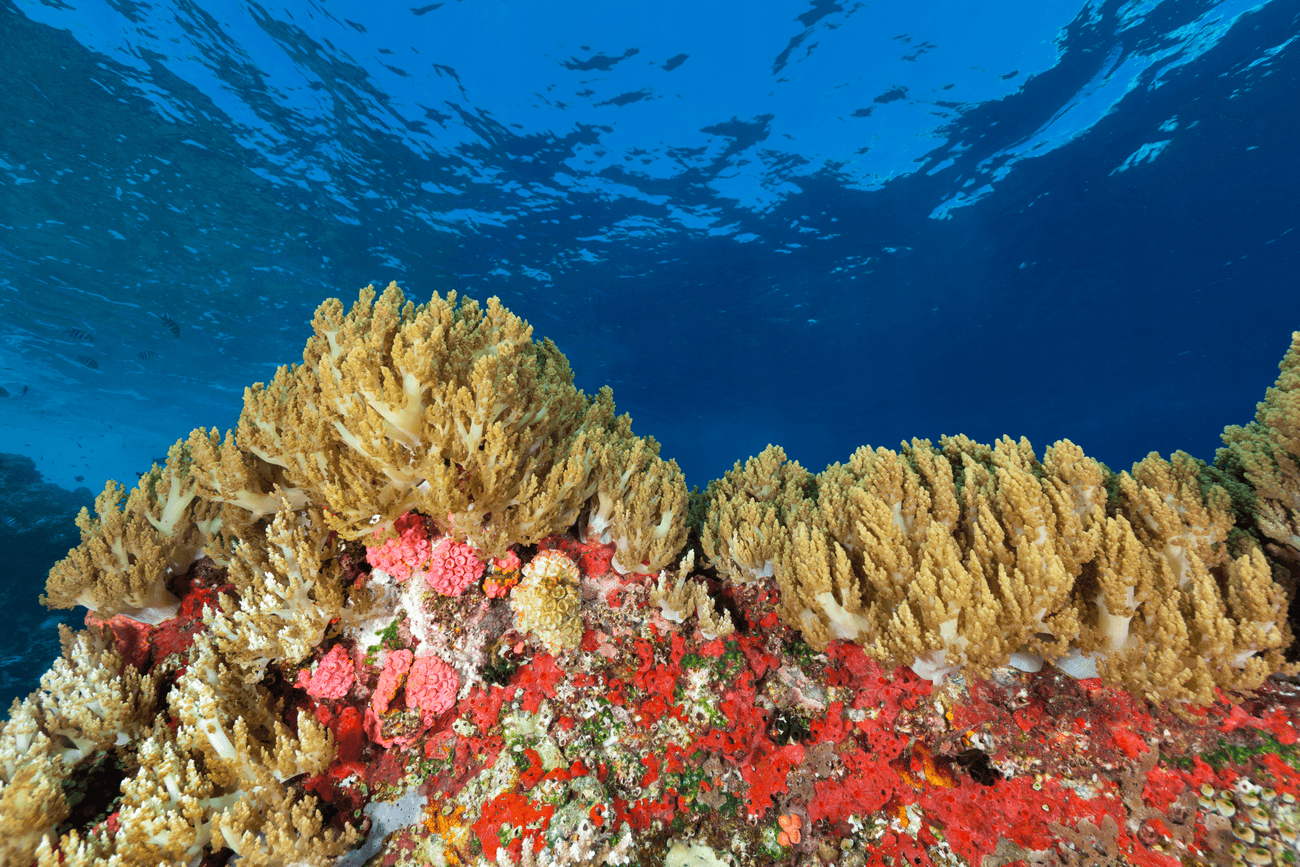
[[492, 550, 522, 572], [405, 654, 459, 720], [777, 813, 802, 846], [483, 572, 519, 599], [372, 649, 413, 715], [512, 550, 583, 655], [484, 550, 522, 598], [424, 537, 485, 596], [299, 644, 355, 700], [366, 512, 432, 582]]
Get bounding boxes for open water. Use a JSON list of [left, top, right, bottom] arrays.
[[1, 0, 1297, 705]]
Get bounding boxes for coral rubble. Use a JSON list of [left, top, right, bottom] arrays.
[[2, 286, 1298, 867]]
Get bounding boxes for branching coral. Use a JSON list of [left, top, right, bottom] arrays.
[[42, 438, 234, 623], [43, 484, 177, 624], [169, 636, 336, 788], [583, 420, 689, 574], [1218, 331, 1300, 572], [34, 708, 358, 867], [93, 719, 231, 865], [647, 552, 735, 639], [186, 425, 311, 522], [706, 434, 1294, 706], [233, 283, 621, 557], [202, 502, 346, 681], [211, 779, 360, 867], [1097, 452, 1291, 704], [0, 626, 161, 865], [701, 444, 814, 585]]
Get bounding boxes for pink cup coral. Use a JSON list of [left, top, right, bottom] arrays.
[[299, 644, 355, 700], [405, 655, 459, 721], [492, 550, 522, 572], [372, 649, 414, 715], [365, 512, 433, 582], [425, 537, 486, 596]]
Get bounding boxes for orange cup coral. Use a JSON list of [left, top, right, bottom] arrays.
[[777, 813, 802, 846]]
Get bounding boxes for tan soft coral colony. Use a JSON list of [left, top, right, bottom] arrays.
[[7, 284, 686, 866], [3, 285, 1298, 865]]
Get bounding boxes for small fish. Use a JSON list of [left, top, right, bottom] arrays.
[[1, 516, 16, 528], [158, 312, 180, 337], [76, 355, 98, 369], [0, 386, 7, 398], [137, 350, 159, 360], [74, 475, 84, 482], [66, 327, 94, 343]]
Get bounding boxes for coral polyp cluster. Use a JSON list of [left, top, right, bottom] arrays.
[[1, 285, 1298, 866]]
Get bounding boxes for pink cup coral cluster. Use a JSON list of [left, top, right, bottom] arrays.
[[372, 649, 414, 715], [405, 655, 459, 720], [492, 550, 522, 573], [365, 512, 433, 582], [365, 512, 486, 596], [297, 644, 355, 700], [370, 650, 458, 719], [364, 649, 460, 746], [484, 549, 523, 598], [425, 537, 486, 596]]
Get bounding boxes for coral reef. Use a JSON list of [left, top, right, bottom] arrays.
[[2, 291, 1297, 867]]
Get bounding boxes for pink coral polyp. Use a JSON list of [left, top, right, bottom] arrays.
[[425, 537, 486, 596], [372, 649, 413, 715], [365, 512, 432, 582], [405, 655, 459, 717], [492, 550, 522, 572], [303, 644, 355, 700]]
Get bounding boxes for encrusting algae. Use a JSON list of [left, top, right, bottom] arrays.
[[2, 283, 1298, 867]]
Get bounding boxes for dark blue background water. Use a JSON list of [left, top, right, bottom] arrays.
[[2, 0, 1298, 705]]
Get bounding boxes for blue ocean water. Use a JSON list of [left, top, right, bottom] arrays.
[[0, 0, 1296, 707]]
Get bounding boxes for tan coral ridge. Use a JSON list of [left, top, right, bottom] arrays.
[[702, 428, 1297, 707], [1218, 331, 1300, 580], [43, 282, 689, 626], [14, 283, 687, 867], [40, 282, 687, 631]]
